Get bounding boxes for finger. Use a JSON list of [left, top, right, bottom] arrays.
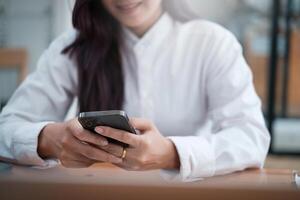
[[115, 163, 130, 171], [72, 138, 123, 164], [129, 118, 153, 131], [74, 130, 108, 147], [101, 143, 124, 158], [61, 159, 93, 168], [95, 126, 140, 147], [72, 119, 108, 147], [60, 149, 95, 164], [61, 131, 106, 164]]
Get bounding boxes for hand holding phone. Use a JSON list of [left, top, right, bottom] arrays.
[[78, 110, 137, 146]]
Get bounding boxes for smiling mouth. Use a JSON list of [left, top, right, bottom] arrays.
[[116, 1, 142, 14]]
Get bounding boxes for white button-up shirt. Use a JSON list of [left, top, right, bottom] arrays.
[[0, 13, 270, 182]]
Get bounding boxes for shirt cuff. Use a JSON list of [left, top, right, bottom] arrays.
[[12, 122, 59, 168], [160, 136, 215, 182]]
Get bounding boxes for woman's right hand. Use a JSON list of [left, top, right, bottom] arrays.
[[37, 118, 123, 168]]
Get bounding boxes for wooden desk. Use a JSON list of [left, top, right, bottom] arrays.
[[0, 164, 299, 200]]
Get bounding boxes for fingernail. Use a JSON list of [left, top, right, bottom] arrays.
[[101, 140, 108, 146], [95, 127, 103, 134]]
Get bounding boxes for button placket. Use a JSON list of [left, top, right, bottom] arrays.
[[139, 60, 153, 118], [134, 40, 155, 118], [140, 74, 151, 117]]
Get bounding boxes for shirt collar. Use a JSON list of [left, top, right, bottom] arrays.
[[122, 13, 174, 50]]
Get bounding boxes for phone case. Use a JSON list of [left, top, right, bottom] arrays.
[[78, 110, 136, 146]]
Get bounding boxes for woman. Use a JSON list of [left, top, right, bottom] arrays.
[[0, 0, 270, 182]]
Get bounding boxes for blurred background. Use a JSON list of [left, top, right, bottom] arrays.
[[0, 0, 299, 168]]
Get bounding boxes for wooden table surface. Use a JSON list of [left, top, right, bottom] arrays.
[[0, 164, 299, 200]]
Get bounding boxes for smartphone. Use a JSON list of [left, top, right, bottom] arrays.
[[78, 110, 137, 146]]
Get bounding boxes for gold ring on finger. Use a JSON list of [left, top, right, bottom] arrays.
[[121, 147, 127, 159]]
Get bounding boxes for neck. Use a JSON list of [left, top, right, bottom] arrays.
[[129, 8, 163, 38]]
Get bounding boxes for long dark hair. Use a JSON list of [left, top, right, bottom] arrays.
[[62, 0, 124, 112]]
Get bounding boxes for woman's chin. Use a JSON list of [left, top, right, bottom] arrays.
[[116, 2, 143, 17]]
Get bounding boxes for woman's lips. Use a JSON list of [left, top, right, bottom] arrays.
[[116, 1, 142, 14]]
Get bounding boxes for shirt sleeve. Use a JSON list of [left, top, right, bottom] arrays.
[[0, 31, 77, 168], [160, 29, 270, 182]]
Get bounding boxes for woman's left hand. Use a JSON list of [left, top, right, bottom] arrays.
[[95, 118, 180, 171]]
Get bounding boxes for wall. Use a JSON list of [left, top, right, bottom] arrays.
[[0, 0, 71, 101]]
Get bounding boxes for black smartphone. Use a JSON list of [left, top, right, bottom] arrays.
[[78, 110, 137, 146]]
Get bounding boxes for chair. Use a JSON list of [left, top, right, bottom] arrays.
[[0, 48, 28, 84], [0, 48, 28, 110]]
